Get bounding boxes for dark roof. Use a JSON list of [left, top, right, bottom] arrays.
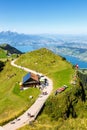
[[22, 73, 31, 84], [22, 72, 39, 84]]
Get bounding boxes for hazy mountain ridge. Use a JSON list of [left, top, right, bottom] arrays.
[[0, 43, 22, 54], [0, 31, 87, 61]]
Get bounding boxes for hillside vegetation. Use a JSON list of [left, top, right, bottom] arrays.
[[0, 61, 40, 125], [0, 44, 22, 62], [16, 48, 73, 90], [18, 117, 87, 130], [15, 48, 87, 130], [0, 44, 22, 54], [1, 47, 86, 129], [0, 48, 7, 58]]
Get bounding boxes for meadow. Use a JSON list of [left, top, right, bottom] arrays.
[[16, 48, 74, 90], [0, 61, 40, 125], [15, 48, 85, 130], [1, 48, 84, 130]]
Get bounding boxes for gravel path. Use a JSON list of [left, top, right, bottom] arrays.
[[2, 59, 53, 130]]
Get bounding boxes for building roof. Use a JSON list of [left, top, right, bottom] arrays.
[[22, 72, 39, 84], [22, 73, 31, 84], [31, 73, 39, 81]]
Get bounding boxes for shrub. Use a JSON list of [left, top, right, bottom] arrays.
[[0, 61, 5, 71], [44, 82, 87, 120], [62, 57, 66, 61]]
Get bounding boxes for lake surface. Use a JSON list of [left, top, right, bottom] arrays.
[[15, 45, 35, 52], [15, 45, 87, 69], [60, 54, 87, 69]]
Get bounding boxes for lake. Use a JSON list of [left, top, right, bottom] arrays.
[[15, 45, 87, 69], [60, 54, 87, 69]]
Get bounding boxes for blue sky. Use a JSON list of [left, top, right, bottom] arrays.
[[0, 0, 87, 34]]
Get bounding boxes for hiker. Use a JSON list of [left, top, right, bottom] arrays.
[[27, 113, 31, 117]]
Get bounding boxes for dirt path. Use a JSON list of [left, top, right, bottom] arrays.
[[2, 59, 53, 130]]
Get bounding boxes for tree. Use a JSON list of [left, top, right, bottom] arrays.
[[0, 61, 5, 71]]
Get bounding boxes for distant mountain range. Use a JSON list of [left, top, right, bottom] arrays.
[[0, 31, 87, 61]]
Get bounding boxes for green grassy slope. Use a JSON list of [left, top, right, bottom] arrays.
[[0, 49, 7, 58], [0, 48, 75, 128], [0, 44, 22, 54], [16, 48, 87, 130], [0, 61, 40, 125], [0, 44, 22, 62], [18, 117, 87, 130], [16, 48, 74, 90]]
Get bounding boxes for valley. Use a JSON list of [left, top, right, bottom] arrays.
[[0, 31, 87, 63]]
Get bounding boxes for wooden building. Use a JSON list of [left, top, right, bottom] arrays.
[[20, 72, 40, 88]]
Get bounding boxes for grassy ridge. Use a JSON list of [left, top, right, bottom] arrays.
[[0, 48, 74, 127], [16, 48, 74, 90], [14, 48, 80, 130], [0, 44, 21, 62], [0, 49, 7, 58], [17, 48, 87, 130]]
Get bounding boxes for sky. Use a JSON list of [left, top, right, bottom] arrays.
[[0, 0, 87, 34]]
